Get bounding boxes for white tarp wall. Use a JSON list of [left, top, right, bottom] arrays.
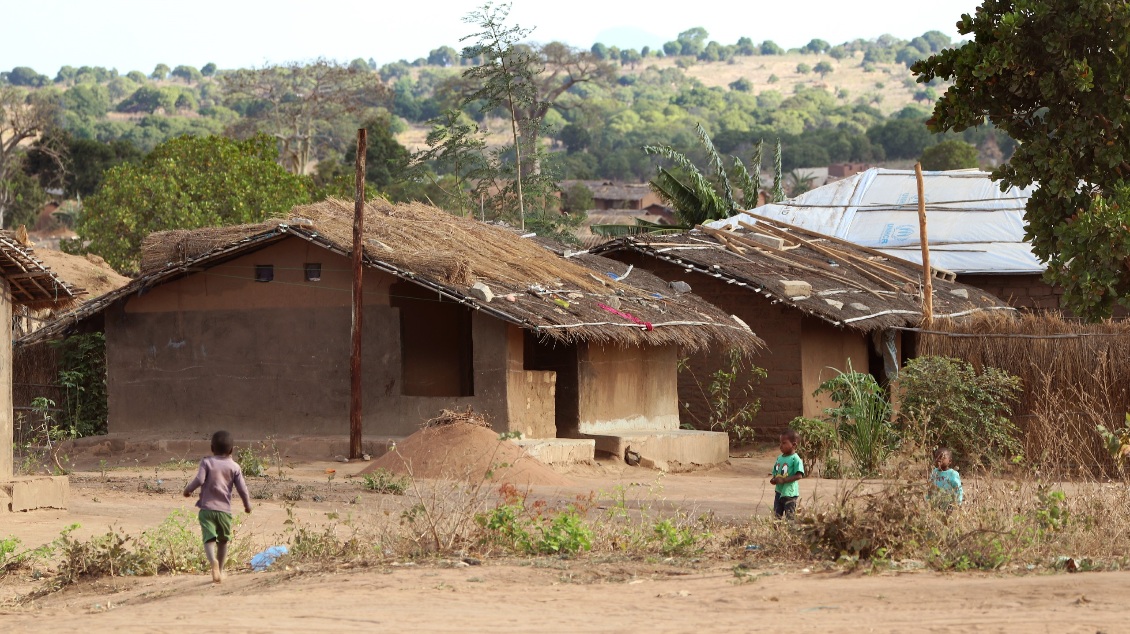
[[709, 168, 1042, 275]]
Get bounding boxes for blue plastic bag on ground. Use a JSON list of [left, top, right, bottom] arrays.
[[250, 546, 288, 571]]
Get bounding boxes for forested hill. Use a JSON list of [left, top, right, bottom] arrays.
[[1, 27, 1012, 232]]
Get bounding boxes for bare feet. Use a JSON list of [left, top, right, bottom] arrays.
[[211, 561, 222, 584]]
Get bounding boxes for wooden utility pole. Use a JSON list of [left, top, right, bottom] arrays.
[[350, 129, 366, 460], [914, 162, 933, 325]]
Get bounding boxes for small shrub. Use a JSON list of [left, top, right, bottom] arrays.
[[235, 445, 267, 478], [532, 508, 592, 555], [897, 355, 1021, 467], [678, 350, 766, 445], [789, 416, 838, 474], [822, 456, 844, 479], [360, 468, 410, 495], [652, 518, 698, 555], [477, 494, 592, 556]]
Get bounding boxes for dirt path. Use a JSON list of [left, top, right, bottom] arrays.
[[3, 562, 1125, 633], [6, 456, 1122, 632]]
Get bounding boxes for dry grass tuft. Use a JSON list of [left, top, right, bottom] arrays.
[[423, 406, 491, 429]]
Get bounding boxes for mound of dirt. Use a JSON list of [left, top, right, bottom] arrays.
[[359, 422, 571, 487]]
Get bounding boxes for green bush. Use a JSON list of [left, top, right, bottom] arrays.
[[919, 139, 979, 171], [235, 446, 267, 478], [360, 468, 409, 495], [789, 416, 838, 473], [814, 364, 894, 476], [897, 355, 1021, 467]]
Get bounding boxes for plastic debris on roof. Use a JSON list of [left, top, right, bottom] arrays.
[[708, 168, 1041, 275]]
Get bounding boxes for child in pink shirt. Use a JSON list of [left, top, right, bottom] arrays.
[[183, 430, 252, 583]]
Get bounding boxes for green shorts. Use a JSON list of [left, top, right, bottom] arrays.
[[198, 509, 233, 544]]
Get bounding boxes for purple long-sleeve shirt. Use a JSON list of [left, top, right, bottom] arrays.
[[184, 455, 251, 514]]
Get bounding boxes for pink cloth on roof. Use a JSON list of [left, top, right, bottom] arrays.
[[184, 455, 251, 514]]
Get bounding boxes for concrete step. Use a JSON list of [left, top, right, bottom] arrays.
[[582, 429, 729, 469], [513, 438, 595, 465], [2, 475, 69, 512]]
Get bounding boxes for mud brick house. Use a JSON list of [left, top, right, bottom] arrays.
[[0, 230, 82, 512], [21, 200, 760, 466], [592, 216, 1009, 434]]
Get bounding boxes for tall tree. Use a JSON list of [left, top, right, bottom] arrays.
[[75, 134, 310, 271], [459, 2, 539, 228], [221, 58, 389, 175], [0, 86, 62, 228], [913, 0, 1130, 319]]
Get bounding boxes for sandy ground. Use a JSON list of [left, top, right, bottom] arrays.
[[3, 557, 1125, 633], [3, 455, 1127, 632]]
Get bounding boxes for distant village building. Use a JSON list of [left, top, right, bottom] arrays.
[[595, 222, 1009, 433], [827, 162, 872, 179], [21, 201, 760, 467], [559, 180, 673, 216]]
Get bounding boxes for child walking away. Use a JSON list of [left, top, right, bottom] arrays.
[[928, 447, 963, 507], [184, 430, 252, 583], [770, 429, 804, 519]]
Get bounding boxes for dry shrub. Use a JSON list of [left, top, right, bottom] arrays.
[[919, 312, 1130, 477], [797, 471, 1130, 570], [423, 406, 491, 429]]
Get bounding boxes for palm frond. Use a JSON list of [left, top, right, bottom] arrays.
[[772, 138, 786, 203], [732, 157, 758, 211], [649, 166, 723, 226], [693, 123, 736, 215]]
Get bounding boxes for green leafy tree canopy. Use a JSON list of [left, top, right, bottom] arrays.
[[76, 134, 310, 271], [913, 0, 1130, 320], [920, 139, 979, 171]]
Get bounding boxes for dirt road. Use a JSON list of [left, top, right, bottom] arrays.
[[3, 456, 1125, 633], [3, 561, 1124, 633]]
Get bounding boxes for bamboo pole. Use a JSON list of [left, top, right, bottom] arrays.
[[350, 129, 366, 461], [915, 162, 933, 325]]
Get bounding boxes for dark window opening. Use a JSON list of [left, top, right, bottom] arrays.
[[390, 281, 474, 397], [524, 331, 579, 438], [255, 265, 274, 282], [304, 263, 322, 282]]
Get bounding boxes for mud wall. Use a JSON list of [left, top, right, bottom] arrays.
[[576, 343, 679, 433], [505, 325, 557, 439], [800, 316, 870, 418]]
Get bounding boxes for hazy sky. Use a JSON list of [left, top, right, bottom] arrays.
[[5, 0, 981, 74]]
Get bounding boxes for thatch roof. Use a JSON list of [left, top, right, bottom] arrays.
[[0, 231, 84, 310], [19, 199, 761, 352], [590, 214, 1012, 332]]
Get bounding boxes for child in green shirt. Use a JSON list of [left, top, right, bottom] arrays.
[[770, 429, 804, 519]]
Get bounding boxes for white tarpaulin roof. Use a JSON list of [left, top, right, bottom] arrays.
[[709, 168, 1042, 275]]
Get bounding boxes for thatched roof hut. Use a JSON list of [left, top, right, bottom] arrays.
[[0, 230, 84, 311], [20, 199, 761, 353]]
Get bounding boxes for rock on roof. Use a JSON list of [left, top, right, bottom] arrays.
[[20, 199, 762, 353]]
